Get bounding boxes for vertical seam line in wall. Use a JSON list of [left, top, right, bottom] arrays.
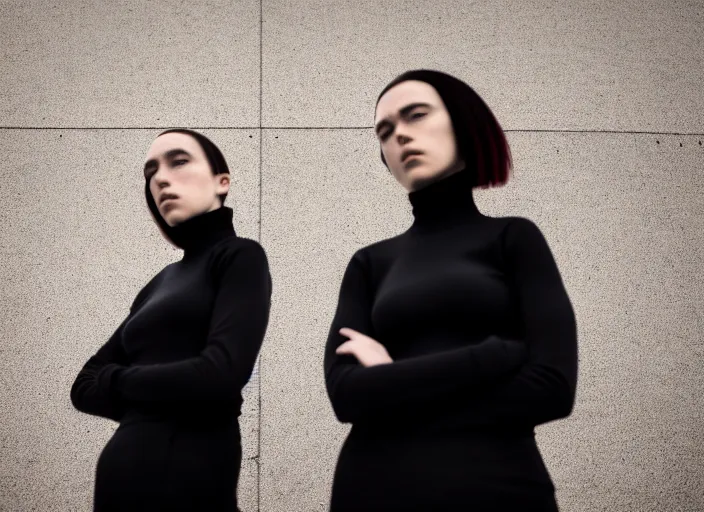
[[257, 0, 263, 510]]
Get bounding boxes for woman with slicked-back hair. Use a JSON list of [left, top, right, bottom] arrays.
[[70, 129, 271, 511], [324, 70, 578, 511]]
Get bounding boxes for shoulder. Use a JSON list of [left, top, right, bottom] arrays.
[[220, 236, 267, 254], [339, 232, 407, 288], [209, 236, 270, 274], [497, 216, 560, 272], [345, 232, 406, 274], [498, 216, 546, 246], [354, 232, 407, 264]]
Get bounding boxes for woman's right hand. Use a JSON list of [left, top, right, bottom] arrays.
[[336, 327, 394, 367]]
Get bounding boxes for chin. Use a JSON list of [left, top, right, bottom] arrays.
[[405, 165, 444, 190], [163, 211, 187, 227], [412, 163, 461, 186]]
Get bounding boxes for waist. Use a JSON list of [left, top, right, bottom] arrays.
[[120, 407, 241, 432], [350, 421, 534, 441], [337, 431, 555, 497]]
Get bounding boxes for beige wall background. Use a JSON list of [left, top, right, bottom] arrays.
[[1, 0, 702, 510]]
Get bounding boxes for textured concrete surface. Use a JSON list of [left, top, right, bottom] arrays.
[[1, 1, 703, 511], [263, 0, 704, 132], [0, 0, 260, 127]]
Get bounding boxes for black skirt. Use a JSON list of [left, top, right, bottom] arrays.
[[329, 429, 559, 512], [93, 414, 242, 512]]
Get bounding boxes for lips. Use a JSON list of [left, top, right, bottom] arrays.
[[159, 193, 179, 205], [401, 149, 424, 163]]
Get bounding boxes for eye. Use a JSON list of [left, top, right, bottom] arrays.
[[378, 127, 393, 140], [410, 111, 426, 120], [172, 159, 188, 167]]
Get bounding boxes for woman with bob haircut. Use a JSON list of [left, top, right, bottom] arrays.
[[324, 70, 578, 511], [71, 128, 271, 511]]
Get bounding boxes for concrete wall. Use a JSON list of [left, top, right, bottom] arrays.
[[1, 1, 702, 510]]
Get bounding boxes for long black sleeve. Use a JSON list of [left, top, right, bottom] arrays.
[[324, 249, 528, 424], [70, 317, 131, 421], [115, 242, 271, 406], [457, 218, 578, 427]]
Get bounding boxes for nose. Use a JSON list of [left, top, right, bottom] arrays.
[[152, 167, 170, 188], [395, 129, 412, 146], [396, 134, 411, 145]]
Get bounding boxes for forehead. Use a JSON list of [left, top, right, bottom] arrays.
[[375, 80, 443, 122], [146, 132, 203, 160]]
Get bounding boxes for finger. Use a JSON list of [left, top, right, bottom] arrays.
[[336, 345, 361, 362], [336, 341, 356, 355], [339, 327, 359, 338]]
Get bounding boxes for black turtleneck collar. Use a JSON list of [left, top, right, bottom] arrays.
[[408, 168, 481, 232], [168, 206, 237, 258]]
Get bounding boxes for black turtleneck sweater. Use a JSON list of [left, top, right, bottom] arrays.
[[71, 206, 272, 424], [324, 169, 578, 432]]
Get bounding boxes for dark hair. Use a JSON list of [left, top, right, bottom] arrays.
[[376, 69, 512, 188], [144, 128, 230, 247]]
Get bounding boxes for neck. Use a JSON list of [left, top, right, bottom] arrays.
[[408, 168, 480, 231], [169, 206, 236, 258]]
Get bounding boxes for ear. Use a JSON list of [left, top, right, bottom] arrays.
[[215, 173, 231, 195]]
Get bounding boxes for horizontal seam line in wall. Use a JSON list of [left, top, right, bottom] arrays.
[[0, 127, 703, 136]]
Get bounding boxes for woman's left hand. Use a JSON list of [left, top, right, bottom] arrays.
[[336, 328, 393, 367]]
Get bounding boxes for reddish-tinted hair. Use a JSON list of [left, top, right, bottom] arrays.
[[376, 69, 512, 188]]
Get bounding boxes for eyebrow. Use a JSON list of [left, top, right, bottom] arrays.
[[374, 102, 432, 134], [143, 148, 193, 172]]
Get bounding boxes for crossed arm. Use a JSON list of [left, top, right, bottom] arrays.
[[70, 242, 272, 420], [324, 218, 577, 427]]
